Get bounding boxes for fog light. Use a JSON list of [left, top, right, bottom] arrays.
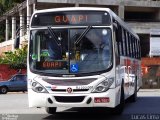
[[48, 98, 53, 104]]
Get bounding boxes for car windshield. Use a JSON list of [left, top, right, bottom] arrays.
[[29, 27, 112, 75]]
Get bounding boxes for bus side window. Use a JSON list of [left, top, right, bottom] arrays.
[[132, 37, 136, 58], [138, 40, 141, 59], [135, 38, 139, 59], [125, 32, 130, 57], [117, 25, 123, 56], [133, 37, 137, 59], [122, 29, 127, 56], [114, 22, 121, 64], [128, 34, 133, 58]]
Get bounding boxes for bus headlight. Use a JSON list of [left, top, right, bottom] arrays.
[[92, 78, 114, 93], [31, 81, 48, 93]]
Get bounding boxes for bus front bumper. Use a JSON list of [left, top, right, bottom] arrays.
[[28, 87, 120, 108]]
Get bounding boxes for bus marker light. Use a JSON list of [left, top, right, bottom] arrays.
[[94, 97, 110, 103], [51, 85, 57, 89]]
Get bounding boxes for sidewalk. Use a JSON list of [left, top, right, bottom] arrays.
[[138, 89, 160, 97], [139, 89, 160, 92]]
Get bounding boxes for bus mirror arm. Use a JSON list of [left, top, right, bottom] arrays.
[[113, 22, 118, 29], [75, 25, 92, 45], [47, 26, 61, 46]]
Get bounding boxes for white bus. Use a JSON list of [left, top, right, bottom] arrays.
[[27, 7, 142, 114]]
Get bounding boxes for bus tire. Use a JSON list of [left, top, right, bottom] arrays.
[[45, 107, 57, 114], [0, 86, 8, 94], [129, 79, 137, 102], [112, 85, 125, 115]]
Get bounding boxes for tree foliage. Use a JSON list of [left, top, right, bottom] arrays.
[[0, 45, 27, 69], [0, 0, 26, 14], [0, 0, 27, 69]]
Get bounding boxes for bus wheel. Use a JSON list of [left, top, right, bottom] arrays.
[[129, 79, 137, 102], [45, 107, 57, 114], [0, 87, 8, 94], [112, 85, 125, 115]]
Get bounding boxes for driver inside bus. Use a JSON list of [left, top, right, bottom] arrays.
[[86, 29, 111, 67], [44, 31, 62, 60], [47, 38, 62, 60]]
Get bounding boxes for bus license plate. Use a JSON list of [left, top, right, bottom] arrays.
[[94, 97, 110, 103]]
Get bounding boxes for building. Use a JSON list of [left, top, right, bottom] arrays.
[[0, 0, 160, 88]]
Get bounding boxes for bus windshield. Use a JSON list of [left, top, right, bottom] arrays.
[[29, 27, 112, 75]]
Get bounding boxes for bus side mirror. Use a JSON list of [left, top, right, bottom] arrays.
[[14, 36, 20, 49]]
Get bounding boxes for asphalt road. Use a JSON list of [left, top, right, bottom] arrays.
[[0, 89, 160, 120]]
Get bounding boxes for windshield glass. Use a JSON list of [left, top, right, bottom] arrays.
[[29, 28, 112, 75]]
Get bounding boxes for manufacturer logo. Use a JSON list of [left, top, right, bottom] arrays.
[[66, 87, 73, 93]]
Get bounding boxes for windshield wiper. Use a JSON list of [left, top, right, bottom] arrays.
[[74, 26, 92, 45], [47, 26, 61, 46]]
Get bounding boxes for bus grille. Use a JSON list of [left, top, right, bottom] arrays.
[[51, 89, 89, 92], [44, 78, 97, 86], [54, 96, 85, 103]]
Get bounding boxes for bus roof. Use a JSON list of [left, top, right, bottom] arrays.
[[32, 7, 139, 39], [108, 9, 139, 39]]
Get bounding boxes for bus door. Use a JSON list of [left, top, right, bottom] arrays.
[[128, 65, 134, 96], [125, 59, 136, 96], [124, 59, 131, 97]]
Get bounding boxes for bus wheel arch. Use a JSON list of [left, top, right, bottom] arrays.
[[112, 80, 125, 114], [129, 77, 137, 102]]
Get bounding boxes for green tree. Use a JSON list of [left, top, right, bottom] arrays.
[[0, 45, 27, 69], [13, 0, 25, 3], [0, 2, 4, 14], [0, 0, 14, 10], [0, 0, 25, 14]]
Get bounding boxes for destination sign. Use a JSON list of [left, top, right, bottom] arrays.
[[31, 11, 111, 26], [36, 61, 67, 70], [54, 15, 88, 24]]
